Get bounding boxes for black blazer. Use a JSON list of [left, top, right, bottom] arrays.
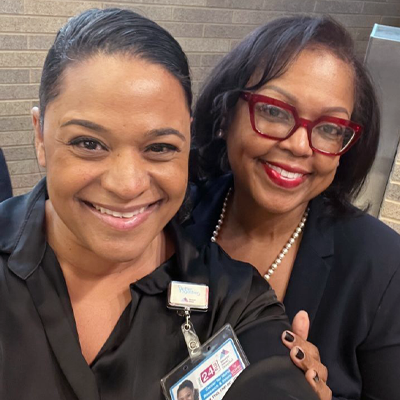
[[184, 175, 400, 400], [0, 148, 12, 202]]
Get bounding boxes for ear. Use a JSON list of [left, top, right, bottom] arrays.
[[32, 107, 46, 168]]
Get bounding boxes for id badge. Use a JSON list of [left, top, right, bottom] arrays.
[[161, 324, 249, 400]]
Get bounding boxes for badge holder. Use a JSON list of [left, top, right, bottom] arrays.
[[161, 282, 249, 400]]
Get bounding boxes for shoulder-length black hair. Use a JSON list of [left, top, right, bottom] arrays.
[[192, 15, 380, 216], [39, 8, 192, 129]]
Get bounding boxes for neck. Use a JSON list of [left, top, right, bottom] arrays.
[[227, 187, 308, 243]]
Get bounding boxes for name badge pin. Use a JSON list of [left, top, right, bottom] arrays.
[[167, 281, 209, 312]]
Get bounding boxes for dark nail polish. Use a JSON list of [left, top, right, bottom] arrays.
[[313, 372, 319, 383], [295, 348, 305, 360], [284, 331, 295, 343]]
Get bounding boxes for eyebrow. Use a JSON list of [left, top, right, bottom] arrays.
[[61, 119, 186, 141], [61, 119, 110, 133], [265, 85, 350, 118], [145, 128, 186, 142]]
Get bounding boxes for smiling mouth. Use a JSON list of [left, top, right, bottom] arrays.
[[83, 200, 161, 220], [80, 199, 163, 231], [260, 161, 308, 189], [264, 162, 305, 180]]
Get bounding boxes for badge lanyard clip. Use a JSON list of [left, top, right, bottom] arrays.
[[167, 281, 209, 360], [181, 308, 201, 359]]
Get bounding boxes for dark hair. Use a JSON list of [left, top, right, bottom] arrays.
[[177, 380, 194, 395], [39, 8, 192, 128], [192, 15, 380, 215]]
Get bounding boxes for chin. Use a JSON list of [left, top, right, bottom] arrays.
[[259, 195, 308, 215], [87, 240, 149, 264]]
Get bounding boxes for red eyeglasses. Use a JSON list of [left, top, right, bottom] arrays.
[[240, 91, 363, 156]]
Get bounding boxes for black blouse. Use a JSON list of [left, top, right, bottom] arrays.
[[0, 179, 317, 400]]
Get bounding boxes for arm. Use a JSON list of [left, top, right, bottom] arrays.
[[228, 279, 319, 400], [357, 266, 400, 400], [234, 281, 292, 362]]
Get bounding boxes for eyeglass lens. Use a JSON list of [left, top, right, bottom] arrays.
[[254, 102, 356, 154]]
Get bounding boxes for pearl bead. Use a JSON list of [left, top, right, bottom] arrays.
[[282, 248, 288, 255], [271, 263, 278, 270]]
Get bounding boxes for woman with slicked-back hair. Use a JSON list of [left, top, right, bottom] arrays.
[[0, 8, 320, 400], [186, 15, 400, 400]]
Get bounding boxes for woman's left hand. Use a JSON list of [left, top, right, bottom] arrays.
[[282, 311, 332, 400]]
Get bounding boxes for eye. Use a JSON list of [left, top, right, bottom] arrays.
[[69, 137, 107, 152], [256, 103, 291, 121], [317, 124, 343, 138], [145, 143, 179, 154]]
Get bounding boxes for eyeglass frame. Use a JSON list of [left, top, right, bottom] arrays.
[[240, 91, 363, 156]]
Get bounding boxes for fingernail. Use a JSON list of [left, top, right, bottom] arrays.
[[313, 371, 319, 383], [295, 347, 305, 360], [284, 331, 295, 342]]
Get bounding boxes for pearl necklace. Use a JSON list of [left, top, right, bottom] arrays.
[[210, 188, 309, 281]]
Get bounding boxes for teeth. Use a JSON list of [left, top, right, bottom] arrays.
[[93, 205, 148, 218], [266, 162, 304, 179]]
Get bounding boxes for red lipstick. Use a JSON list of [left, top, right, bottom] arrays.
[[261, 161, 308, 189]]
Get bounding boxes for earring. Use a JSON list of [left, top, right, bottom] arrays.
[[216, 129, 224, 139]]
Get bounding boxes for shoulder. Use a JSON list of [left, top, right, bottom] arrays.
[[310, 199, 400, 294], [184, 174, 233, 246], [334, 208, 400, 257], [0, 179, 46, 254], [189, 174, 233, 210], [311, 196, 400, 257]]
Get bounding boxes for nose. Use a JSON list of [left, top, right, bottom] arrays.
[[278, 125, 313, 157], [101, 150, 150, 200]]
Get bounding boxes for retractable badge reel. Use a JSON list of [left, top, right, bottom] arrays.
[[161, 282, 249, 400]]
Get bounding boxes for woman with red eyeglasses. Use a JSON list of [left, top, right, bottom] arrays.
[[185, 16, 400, 400]]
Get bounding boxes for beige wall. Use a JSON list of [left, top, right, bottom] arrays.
[[380, 144, 400, 234], [1, 0, 400, 232]]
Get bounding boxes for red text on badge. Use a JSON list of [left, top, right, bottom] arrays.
[[201, 364, 216, 383]]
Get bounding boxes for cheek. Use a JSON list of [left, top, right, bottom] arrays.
[[156, 158, 189, 200], [312, 155, 340, 193], [314, 154, 340, 177], [226, 128, 252, 165]]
